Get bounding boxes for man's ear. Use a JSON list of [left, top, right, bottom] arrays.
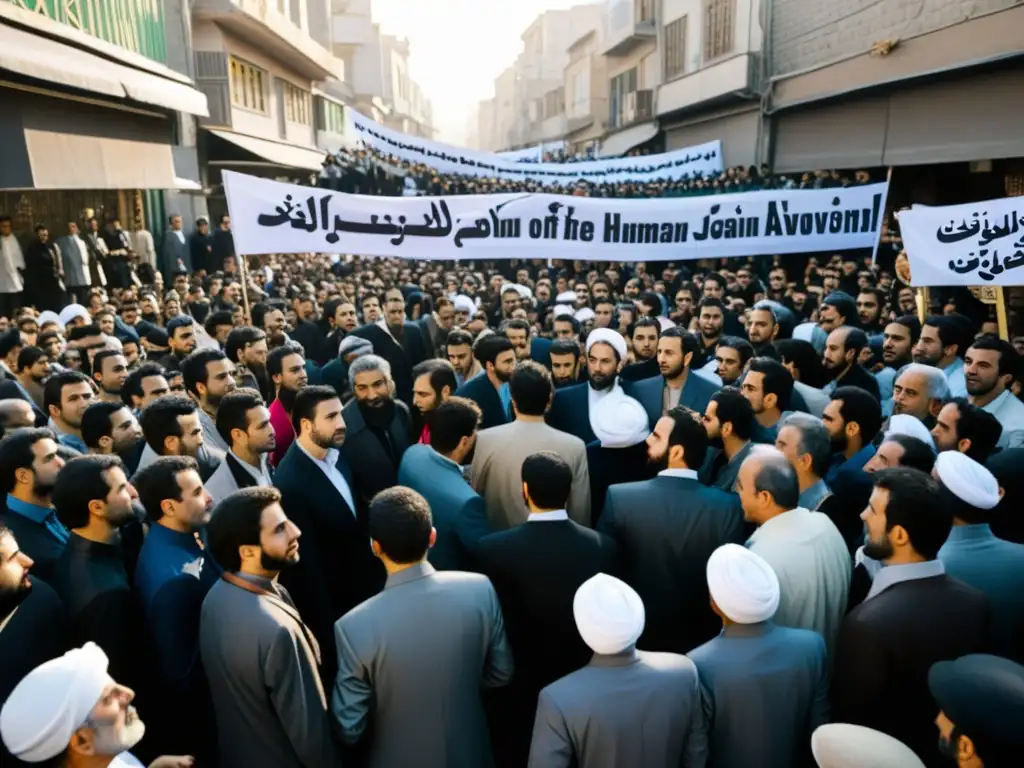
[[764, 393, 777, 411]]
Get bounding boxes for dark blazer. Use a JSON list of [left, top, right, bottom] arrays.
[[455, 374, 509, 431], [832, 575, 990, 764], [599, 474, 746, 654], [585, 442, 655, 527], [339, 398, 413, 507], [834, 364, 881, 402], [630, 372, 719, 426], [529, 337, 553, 368], [619, 357, 659, 382], [477, 518, 618, 767], [546, 382, 598, 444], [159, 229, 190, 281], [398, 444, 490, 571], [348, 322, 427, 406], [274, 443, 386, 686], [291, 319, 330, 367], [0, 501, 66, 584], [0, 380, 47, 426], [318, 356, 352, 403]]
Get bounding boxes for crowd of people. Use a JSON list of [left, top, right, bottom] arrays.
[[0, 152, 1022, 768]]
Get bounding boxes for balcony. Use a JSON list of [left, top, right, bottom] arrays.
[[658, 53, 757, 117], [568, 114, 595, 134], [609, 88, 653, 130], [603, 0, 656, 57], [193, 0, 341, 81]]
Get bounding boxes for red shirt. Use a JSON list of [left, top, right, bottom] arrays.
[[419, 424, 430, 445], [269, 398, 295, 466]]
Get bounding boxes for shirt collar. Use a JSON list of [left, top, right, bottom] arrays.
[[658, 468, 698, 481], [529, 509, 569, 522], [229, 450, 270, 482], [866, 559, 945, 601], [431, 448, 462, 472], [385, 561, 435, 589], [295, 439, 339, 468], [5, 494, 55, 524], [945, 523, 995, 542]]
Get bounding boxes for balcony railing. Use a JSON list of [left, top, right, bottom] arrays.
[[604, 0, 657, 57], [610, 88, 653, 129]]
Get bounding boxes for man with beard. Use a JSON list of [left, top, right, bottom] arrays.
[[159, 316, 198, 373], [832, 467, 989, 764], [275, 386, 385, 687], [856, 288, 886, 334], [889, 363, 948, 430], [49, 456, 150, 721], [81, 401, 142, 468], [0, 429, 68, 581], [205, 389, 276, 504], [44, 370, 95, 454], [598, 405, 744, 655], [500, 318, 531, 361], [267, 344, 308, 466], [620, 317, 660, 382], [549, 339, 584, 388], [121, 363, 169, 414], [181, 348, 237, 462], [822, 327, 880, 401], [714, 337, 754, 386], [632, 327, 718, 425], [90, 350, 129, 405], [417, 295, 455, 359], [226, 326, 272, 403], [347, 287, 427, 406], [324, 297, 360, 357], [455, 335, 516, 431], [746, 305, 780, 355], [201, 487, 340, 768], [410, 359, 457, 444], [700, 387, 756, 491], [695, 298, 726, 367], [912, 315, 969, 397], [930, 398, 1003, 462], [741, 357, 794, 444], [0, 347, 49, 425], [360, 293, 383, 324], [552, 313, 580, 343], [965, 335, 1024, 448], [445, 329, 481, 386], [877, 316, 920, 415]]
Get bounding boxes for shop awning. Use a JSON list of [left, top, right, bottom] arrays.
[[0, 21, 208, 117], [599, 121, 659, 158], [207, 129, 326, 171]]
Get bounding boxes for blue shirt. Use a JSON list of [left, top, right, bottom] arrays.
[[799, 479, 832, 511], [939, 524, 1024, 658], [5, 494, 69, 545], [47, 418, 87, 454], [825, 443, 875, 485], [498, 382, 512, 419]]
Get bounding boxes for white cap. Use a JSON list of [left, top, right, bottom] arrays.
[[58, 304, 91, 327], [453, 295, 475, 314], [574, 307, 595, 323], [1, 643, 110, 762], [591, 392, 649, 449], [36, 311, 61, 328], [585, 328, 627, 362], [811, 724, 925, 768], [885, 414, 936, 452], [706, 544, 780, 624], [934, 450, 1001, 510], [555, 291, 578, 304], [573, 573, 645, 655], [551, 305, 575, 319]]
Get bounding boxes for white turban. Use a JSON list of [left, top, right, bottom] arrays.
[[453, 295, 475, 314], [706, 544, 780, 624], [1, 643, 110, 763], [574, 307, 595, 323], [885, 414, 936, 452], [555, 291, 578, 304], [585, 328, 627, 362], [811, 724, 925, 768], [934, 450, 1001, 510], [591, 392, 649, 448], [573, 573, 645, 655], [58, 304, 91, 327], [656, 316, 675, 332], [513, 283, 533, 300], [36, 311, 61, 328], [551, 304, 575, 319]]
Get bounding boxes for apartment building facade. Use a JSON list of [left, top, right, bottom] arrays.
[[563, 28, 609, 152]]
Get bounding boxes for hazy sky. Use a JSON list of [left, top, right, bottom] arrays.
[[372, 0, 601, 145]]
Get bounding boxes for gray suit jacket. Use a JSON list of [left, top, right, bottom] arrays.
[[529, 649, 708, 768], [56, 235, 90, 288], [472, 419, 591, 530], [159, 229, 190, 279], [199, 575, 340, 768], [332, 562, 514, 768]]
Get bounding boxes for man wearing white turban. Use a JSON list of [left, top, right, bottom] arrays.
[[0, 642, 191, 767], [688, 544, 829, 768], [935, 450, 1024, 659], [528, 574, 708, 768], [811, 724, 925, 768]]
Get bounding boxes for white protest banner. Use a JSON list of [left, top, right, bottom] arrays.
[[896, 197, 1024, 287], [345, 109, 723, 185]]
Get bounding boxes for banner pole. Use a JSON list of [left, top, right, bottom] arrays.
[[238, 254, 252, 324], [870, 166, 893, 266], [995, 287, 1010, 340], [916, 287, 930, 325]]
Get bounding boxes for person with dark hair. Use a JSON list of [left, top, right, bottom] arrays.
[[599, 404, 743, 655], [81, 400, 142, 461], [0, 346, 48, 425], [700, 386, 756, 491], [416, 295, 454, 360], [410, 358, 457, 444], [913, 314, 970, 398], [548, 339, 583, 389], [267, 344, 308, 466], [476, 450, 617, 766], [398, 397, 489, 571], [331, 486, 513, 767], [274, 385, 384, 686], [823, 327, 881, 402], [445, 328, 481, 385], [746, 305, 780, 355], [695, 297, 726, 365], [90, 349, 129, 404], [864, 432, 935, 474], [49, 455, 148, 708], [775, 338, 829, 416], [121, 362, 169, 412], [965, 335, 1024, 448], [833, 467, 989, 764], [43, 370, 95, 453], [739, 446, 850, 652], [876, 315, 921, 415], [225, 326, 272, 403], [500, 318, 531, 361], [136, 395, 210, 478], [620, 316, 661, 381], [0, 326, 25, 383], [204, 310, 234, 348], [552, 313, 581, 343], [0, 428, 67, 580], [200, 486, 339, 768], [713, 336, 754, 386], [931, 397, 1003, 462], [819, 291, 858, 332], [205, 388, 275, 503], [455, 334, 516, 430], [473, 361, 591, 529], [159, 315, 197, 372], [741, 357, 794, 444], [181, 348, 237, 458], [630, 327, 717, 428]]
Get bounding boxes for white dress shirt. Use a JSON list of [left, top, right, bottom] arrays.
[[657, 468, 698, 481], [528, 509, 569, 522], [0, 233, 25, 293], [296, 440, 357, 514], [981, 388, 1024, 448]]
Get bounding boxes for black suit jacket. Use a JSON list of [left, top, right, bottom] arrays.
[[619, 357, 659, 382], [834, 364, 881, 402], [546, 382, 597, 444], [832, 575, 989, 764], [0, 380, 47, 426], [339, 398, 413, 507], [0, 501, 66, 584], [455, 374, 509, 431], [585, 442, 655, 527], [349, 322, 427, 406], [274, 443, 386, 685], [598, 475, 746, 654]]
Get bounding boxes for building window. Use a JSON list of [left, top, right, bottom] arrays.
[[664, 17, 686, 80], [609, 67, 638, 127], [704, 0, 734, 62], [229, 57, 267, 113], [570, 70, 590, 117], [283, 82, 311, 125], [317, 98, 344, 134], [544, 88, 564, 119]]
